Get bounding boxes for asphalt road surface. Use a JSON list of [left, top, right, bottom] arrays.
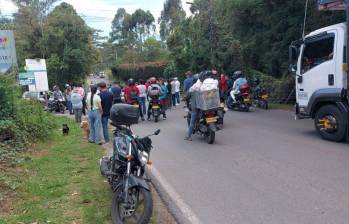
[[132, 106, 349, 224]]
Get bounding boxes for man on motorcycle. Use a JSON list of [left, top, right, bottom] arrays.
[[53, 85, 63, 100], [147, 78, 164, 121], [184, 73, 201, 141], [124, 78, 144, 121], [231, 71, 247, 103]]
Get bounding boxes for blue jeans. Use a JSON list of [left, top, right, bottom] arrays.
[[172, 92, 180, 106], [88, 110, 101, 144], [101, 116, 110, 143], [67, 101, 73, 114], [187, 111, 198, 138], [139, 97, 146, 116]]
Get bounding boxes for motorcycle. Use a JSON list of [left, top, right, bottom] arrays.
[[227, 84, 252, 112], [149, 97, 161, 122], [48, 96, 65, 114], [253, 87, 269, 110], [100, 104, 159, 224]]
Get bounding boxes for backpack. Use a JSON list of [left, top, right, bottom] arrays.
[[129, 87, 139, 100], [149, 84, 161, 96]]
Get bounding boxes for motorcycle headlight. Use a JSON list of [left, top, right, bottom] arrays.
[[139, 151, 149, 166]]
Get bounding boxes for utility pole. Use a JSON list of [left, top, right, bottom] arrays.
[[208, 0, 214, 65]]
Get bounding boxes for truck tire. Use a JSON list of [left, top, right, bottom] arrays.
[[314, 104, 346, 142]]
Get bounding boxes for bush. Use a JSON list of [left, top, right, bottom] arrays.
[[111, 61, 168, 81], [0, 75, 56, 165]]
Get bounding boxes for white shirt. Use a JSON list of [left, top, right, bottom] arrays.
[[137, 84, 147, 98], [86, 92, 101, 111]]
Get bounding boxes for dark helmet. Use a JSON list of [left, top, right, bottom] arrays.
[[127, 78, 135, 86], [199, 70, 213, 82], [232, 71, 243, 81]]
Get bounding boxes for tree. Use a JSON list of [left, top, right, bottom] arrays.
[[130, 9, 155, 43], [42, 2, 95, 86], [159, 0, 186, 40]]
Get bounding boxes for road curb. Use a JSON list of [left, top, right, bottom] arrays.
[[147, 166, 202, 224]]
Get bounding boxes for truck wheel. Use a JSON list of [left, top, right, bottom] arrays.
[[314, 105, 346, 142]]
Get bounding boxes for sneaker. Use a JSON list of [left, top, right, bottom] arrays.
[[163, 117, 167, 120], [88, 139, 94, 144], [147, 118, 151, 121], [141, 117, 145, 121]]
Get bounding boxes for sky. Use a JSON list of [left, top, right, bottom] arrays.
[[0, 0, 192, 37]]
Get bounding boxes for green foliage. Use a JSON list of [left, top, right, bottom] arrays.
[[111, 61, 168, 81], [12, 1, 97, 88], [0, 75, 56, 164], [159, 0, 186, 40]]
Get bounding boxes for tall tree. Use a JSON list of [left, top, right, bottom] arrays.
[[42, 2, 95, 86], [159, 0, 186, 40]]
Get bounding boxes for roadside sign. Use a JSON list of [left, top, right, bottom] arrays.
[[25, 59, 49, 91], [19, 71, 35, 86], [0, 30, 17, 73]]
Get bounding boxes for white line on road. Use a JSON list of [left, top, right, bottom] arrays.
[[149, 165, 202, 224]]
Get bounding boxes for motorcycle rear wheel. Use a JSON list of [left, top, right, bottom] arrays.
[[112, 186, 153, 224], [206, 130, 215, 144]]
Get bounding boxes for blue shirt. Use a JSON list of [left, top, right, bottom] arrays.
[[99, 90, 114, 117], [233, 78, 248, 94], [183, 77, 193, 93], [159, 85, 168, 100]]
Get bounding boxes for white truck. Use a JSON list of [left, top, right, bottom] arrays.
[[289, 0, 349, 142]]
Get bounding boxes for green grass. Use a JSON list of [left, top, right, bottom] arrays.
[[0, 116, 112, 224]]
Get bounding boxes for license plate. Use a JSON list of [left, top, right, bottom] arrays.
[[261, 94, 268, 99], [206, 117, 217, 123], [153, 105, 160, 109], [244, 97, 251, 103]]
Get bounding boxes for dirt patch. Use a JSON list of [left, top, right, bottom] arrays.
[[0, 183, 20, 216], [27, 148, 49, 158]]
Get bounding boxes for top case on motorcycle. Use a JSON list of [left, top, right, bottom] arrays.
[[110, 103, 140, 125]]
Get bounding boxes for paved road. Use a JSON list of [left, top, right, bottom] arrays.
[[132, 106, 349, 224]]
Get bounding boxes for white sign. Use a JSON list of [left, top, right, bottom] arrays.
[[25, 59, 49, 91], [0, 30, 17, 73]]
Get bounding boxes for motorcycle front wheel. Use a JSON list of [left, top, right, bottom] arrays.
[[111, 186, 153, 224]]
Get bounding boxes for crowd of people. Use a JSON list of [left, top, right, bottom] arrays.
[[52, 70, 251, 144], [54, 76, 182, 145]]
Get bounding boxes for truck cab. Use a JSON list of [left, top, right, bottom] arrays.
[[290, 23, 349, 142]]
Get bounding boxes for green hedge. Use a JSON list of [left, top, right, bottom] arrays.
[[0, 75, 56, 165], [111, 61, 168, 82]]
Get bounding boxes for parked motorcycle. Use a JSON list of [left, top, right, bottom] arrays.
[[48, 96, 65, 114], [149, 97, 161, 122], [253, 87, 269, 110], [227, 84, 252, 112], [100, 104, 159, 224]]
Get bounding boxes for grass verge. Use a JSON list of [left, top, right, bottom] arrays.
[[0, 116, 111, 224]]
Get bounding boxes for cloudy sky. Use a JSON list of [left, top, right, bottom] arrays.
[[0, 0, 192, 36]]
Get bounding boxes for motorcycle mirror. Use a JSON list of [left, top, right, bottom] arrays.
[[154, 129, 161, 135]]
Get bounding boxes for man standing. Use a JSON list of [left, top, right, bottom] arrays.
[[183, 71, 193, 94], [171, 78, 181, 107], [99, 82, 113, 143], [110, 82, 122, 104]]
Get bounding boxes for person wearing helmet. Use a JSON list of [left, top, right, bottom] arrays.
[[147, 78, 164, 120], [231, 71, 247, 102], [124, 78, 144, 121]]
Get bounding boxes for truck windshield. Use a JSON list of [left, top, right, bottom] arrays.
[[301, 35, 334, 74]]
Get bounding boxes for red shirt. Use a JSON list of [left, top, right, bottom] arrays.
[[124, 85, 140, 103], [220, 77, 227, 92]]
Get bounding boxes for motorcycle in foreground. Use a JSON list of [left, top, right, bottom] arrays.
[[227, 84, 252, 112], [186, 89, 222, 144], [100, 104, 159, 224], [253, 87, 269, 110]]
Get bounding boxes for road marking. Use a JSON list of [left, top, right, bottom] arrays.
[[149, 165, 202, 224]]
